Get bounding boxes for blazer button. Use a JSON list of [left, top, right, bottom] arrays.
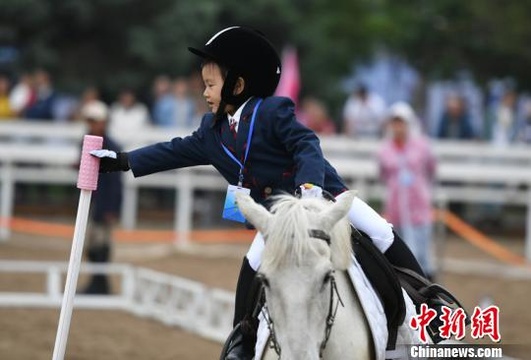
[[264, 187, 272, 196]]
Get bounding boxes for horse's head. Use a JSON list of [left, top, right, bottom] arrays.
[[236, 191, 355, 360]]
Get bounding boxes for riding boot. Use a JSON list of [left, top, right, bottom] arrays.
[[223, 257, 257, 360], [384, 230, 425, 277], [82, 244, 111, 295]]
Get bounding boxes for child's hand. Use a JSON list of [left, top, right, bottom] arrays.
[[90, 149, 130, 173], [297, 183, 323, 199]]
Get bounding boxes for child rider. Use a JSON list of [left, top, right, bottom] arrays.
[[91, 26, 436, 359]]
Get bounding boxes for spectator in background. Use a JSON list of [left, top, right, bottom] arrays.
[[151, 75, 175, 127], [378, 102, 437, 279], [71, 86, 101, 121], [516, 97, 531, 144], [24, 69, 57, 120], [172, 77, 195, 128], [0, 75, 14, 119], [80, 100, 122, 294], [52, 94, 78, 123], [488, 89, 518, 146], [436, 94, 475, 140], [342, 83, 386, 138], [108, 89, 150, 145], [298, 96, 336, 135], [8, 72, 35, 116]]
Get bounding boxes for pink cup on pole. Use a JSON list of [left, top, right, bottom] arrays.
[[77, 135, 103, 191]]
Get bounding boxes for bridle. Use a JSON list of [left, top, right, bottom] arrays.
[[259, 228, 345, 358]]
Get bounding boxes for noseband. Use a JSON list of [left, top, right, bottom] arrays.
[[260, 229, 344, 358]]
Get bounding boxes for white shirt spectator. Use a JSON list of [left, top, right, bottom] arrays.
[[108, 101, 150, 145], [9, 77, 33, 114], [343, 90, 386, 138], [490, 91, 517, 147]]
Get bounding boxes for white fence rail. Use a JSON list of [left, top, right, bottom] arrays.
[[1, 121, 531, 259], [0, 260, 233, 343]]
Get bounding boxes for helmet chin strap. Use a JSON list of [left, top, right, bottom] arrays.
[[214, 70, 250, 123], [221, 70, 249, 110], [214, 100, 228, 122]]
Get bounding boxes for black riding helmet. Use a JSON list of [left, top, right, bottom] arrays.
[[188, 26, 281, 108]]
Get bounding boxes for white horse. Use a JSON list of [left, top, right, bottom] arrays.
[[236, 191, 375, 360]]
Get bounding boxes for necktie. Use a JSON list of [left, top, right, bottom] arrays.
[[229, 118, 237, 138]]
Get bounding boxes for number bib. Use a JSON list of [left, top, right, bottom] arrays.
[[222, 185, 251, 223]]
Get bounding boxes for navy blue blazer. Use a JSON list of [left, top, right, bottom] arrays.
[[128, 96, 347, 203]]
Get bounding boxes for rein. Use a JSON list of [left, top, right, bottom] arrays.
[[260, 228, 344, 358], [320, 273, 344, 357]]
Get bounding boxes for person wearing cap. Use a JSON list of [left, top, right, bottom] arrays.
[[91, 27, 434, 357], [81, 101, 123, 294], [377, 102, 437, 280]]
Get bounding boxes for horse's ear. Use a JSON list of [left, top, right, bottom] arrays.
[[319, 190, 355, 231], [235, 192, 272, 232]]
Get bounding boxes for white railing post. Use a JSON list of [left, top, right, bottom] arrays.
[[175, 169, 193, 245], [434, 189, 448, 273], [121, 265, 136, 311], [0, 162, 14, 240], [121, 174, 138, 230], [526, 185, 531, 263], [47, 265, 63, 303]]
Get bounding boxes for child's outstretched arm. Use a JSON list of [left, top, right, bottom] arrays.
[[127, 132, 210, 177], [91, 116, 211, 176]]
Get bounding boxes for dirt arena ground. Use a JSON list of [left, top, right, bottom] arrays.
[[1, 231, 530, 359]]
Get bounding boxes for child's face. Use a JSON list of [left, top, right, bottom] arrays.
[[201, 62, 224, 113]]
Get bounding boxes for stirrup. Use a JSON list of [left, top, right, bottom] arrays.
[[394, 266, 470, 343], [220, 322, 256, 360], [220, 323, 242, 360]]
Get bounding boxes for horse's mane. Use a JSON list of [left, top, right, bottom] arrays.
[[260, 194, 352, 272]]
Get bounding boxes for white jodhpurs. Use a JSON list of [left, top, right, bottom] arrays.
[[245, 194, 395, 271]]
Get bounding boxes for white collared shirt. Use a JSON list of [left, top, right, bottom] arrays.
[[227, 97, 252, 132]]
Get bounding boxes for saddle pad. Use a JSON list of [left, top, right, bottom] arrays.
[[254, 256, 419, 360]]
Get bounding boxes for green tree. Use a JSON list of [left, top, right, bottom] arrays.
[[1, 0, 530, 102]]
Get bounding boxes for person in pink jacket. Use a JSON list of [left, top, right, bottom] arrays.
[[378, 102, 437, 280]]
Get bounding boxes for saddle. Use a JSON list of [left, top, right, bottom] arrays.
[[351, 227, 469, 349], [350, 227, 405, 351]]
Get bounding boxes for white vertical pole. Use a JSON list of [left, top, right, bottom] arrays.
[[52, 190, 92, 360], [52, 135, 102, 360]]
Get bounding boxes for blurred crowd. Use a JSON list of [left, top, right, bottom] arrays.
[[0, 69, 208, 146], [340, 82, 531, 146], [2, 69, 530, 149]]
